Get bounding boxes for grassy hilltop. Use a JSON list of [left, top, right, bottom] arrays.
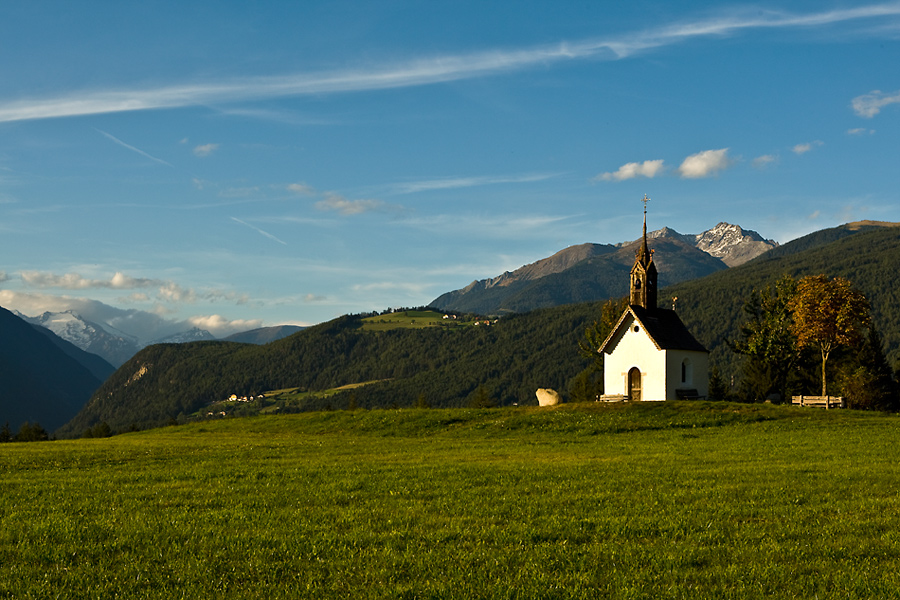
[[4, 402, 900, 598]]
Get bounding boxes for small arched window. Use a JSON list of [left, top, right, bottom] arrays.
[[681, 358, 693, 385]]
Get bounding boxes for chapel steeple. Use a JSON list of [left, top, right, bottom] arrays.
[[630, 194, 658, 310]]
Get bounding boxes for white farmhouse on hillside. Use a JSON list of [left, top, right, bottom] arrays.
[[598, 197, 709, 401]]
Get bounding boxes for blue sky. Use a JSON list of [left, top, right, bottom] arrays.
[[1, 1, 898, 339]]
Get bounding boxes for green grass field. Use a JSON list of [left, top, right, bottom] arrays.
[[360, 310, 474, 330], [2, 402, 900, 598]]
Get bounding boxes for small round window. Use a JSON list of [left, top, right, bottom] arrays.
[[633, 325, 640, 333]]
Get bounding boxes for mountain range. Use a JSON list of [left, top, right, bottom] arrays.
[[431, 222, 777, 315], [15, 311, 302, 367], [9, 219, 900, 436], [54, 221, 900, 436]]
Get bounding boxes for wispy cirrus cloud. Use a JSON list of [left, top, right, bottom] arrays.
[[401, 212, 573, 239], [315, 193, 386, 215], [388, 172, 558, 194], [95, 129, 173, 167], [1, 5, 897, 123], [851, 89, 900, 118], [596, 160, 665, 182], [230, 216, 288, 245]]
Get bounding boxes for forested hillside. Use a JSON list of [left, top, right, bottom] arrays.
[[58, 223, 900, 436], [0, 307, 110, 432], [667, 224, 900, 379], [57, 306, 599, 436]]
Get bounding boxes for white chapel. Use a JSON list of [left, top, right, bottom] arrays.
[[598, 197, 709, 401]]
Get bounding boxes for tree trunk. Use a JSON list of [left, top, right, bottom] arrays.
[[821, 347, 830, 398]]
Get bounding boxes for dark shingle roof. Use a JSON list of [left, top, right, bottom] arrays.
[[599, 305, 708, 354], [630, 305, 708, 352]]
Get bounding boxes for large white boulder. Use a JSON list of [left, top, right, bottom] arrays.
[[536, 388, 561, 407]]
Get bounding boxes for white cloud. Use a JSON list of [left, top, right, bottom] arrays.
[[677, 148, 732, 178], [121, 292, 151, 303], [304, 293, 327, 303], [315, 193, 384, 215], [752, 154, 777, 168], [193, 143, 219, 157], [21, 270, 156, 290], [792, 140, 823, 155], [0, 271, 7, 284], [187, 314, 263, 337], [596, 160, 665, 182], [287, 182, 316, 195], [1, 5, 897, 123], [17, 270, 250, 307], [851, 89, 900, 118], [847, 127, 875, 135]]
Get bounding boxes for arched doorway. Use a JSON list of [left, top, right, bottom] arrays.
[[628, 367, 642, 401]]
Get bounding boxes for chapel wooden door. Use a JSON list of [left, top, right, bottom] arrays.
[[628, 367, 642, 401]]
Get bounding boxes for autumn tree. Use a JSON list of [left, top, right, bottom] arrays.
[[789, 275, 870, 397]]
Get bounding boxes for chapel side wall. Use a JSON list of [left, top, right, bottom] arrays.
[[664, 349, 710, 400]]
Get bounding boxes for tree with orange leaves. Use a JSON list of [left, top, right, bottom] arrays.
[[789, 275, 870, 397]]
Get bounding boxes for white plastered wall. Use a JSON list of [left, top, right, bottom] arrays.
[[602, 314, 668, 401], [663, 349, 710, 400]]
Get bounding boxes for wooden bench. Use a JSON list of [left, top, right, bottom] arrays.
[[598, 394, 629, 403], [792, 395, 845, 409], [676, 389, 704, 400]]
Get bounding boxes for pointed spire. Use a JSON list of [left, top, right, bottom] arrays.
[[635, 194, 652, 268], [630, 194, 657, 310]]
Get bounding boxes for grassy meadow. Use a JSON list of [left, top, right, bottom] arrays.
[[2, 402, 900, 598], [360, 310, 471, 330]]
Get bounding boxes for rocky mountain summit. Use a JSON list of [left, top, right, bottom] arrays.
[[17, 310, 140, 367], [631, 222, 777, 267], [431, 222, 777, 315]]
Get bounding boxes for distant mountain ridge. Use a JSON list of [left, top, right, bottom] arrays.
[[0, 306, 112, 432], [222, 325, 305, 344], [17, 310, 140, 367], [15, 311, 302, 366], [432, 222, 777, 315]]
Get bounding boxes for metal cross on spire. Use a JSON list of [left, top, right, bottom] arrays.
[[641, 193, 650, 215]]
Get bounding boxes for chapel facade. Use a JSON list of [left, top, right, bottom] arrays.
[[598, 196, 709, 401]]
